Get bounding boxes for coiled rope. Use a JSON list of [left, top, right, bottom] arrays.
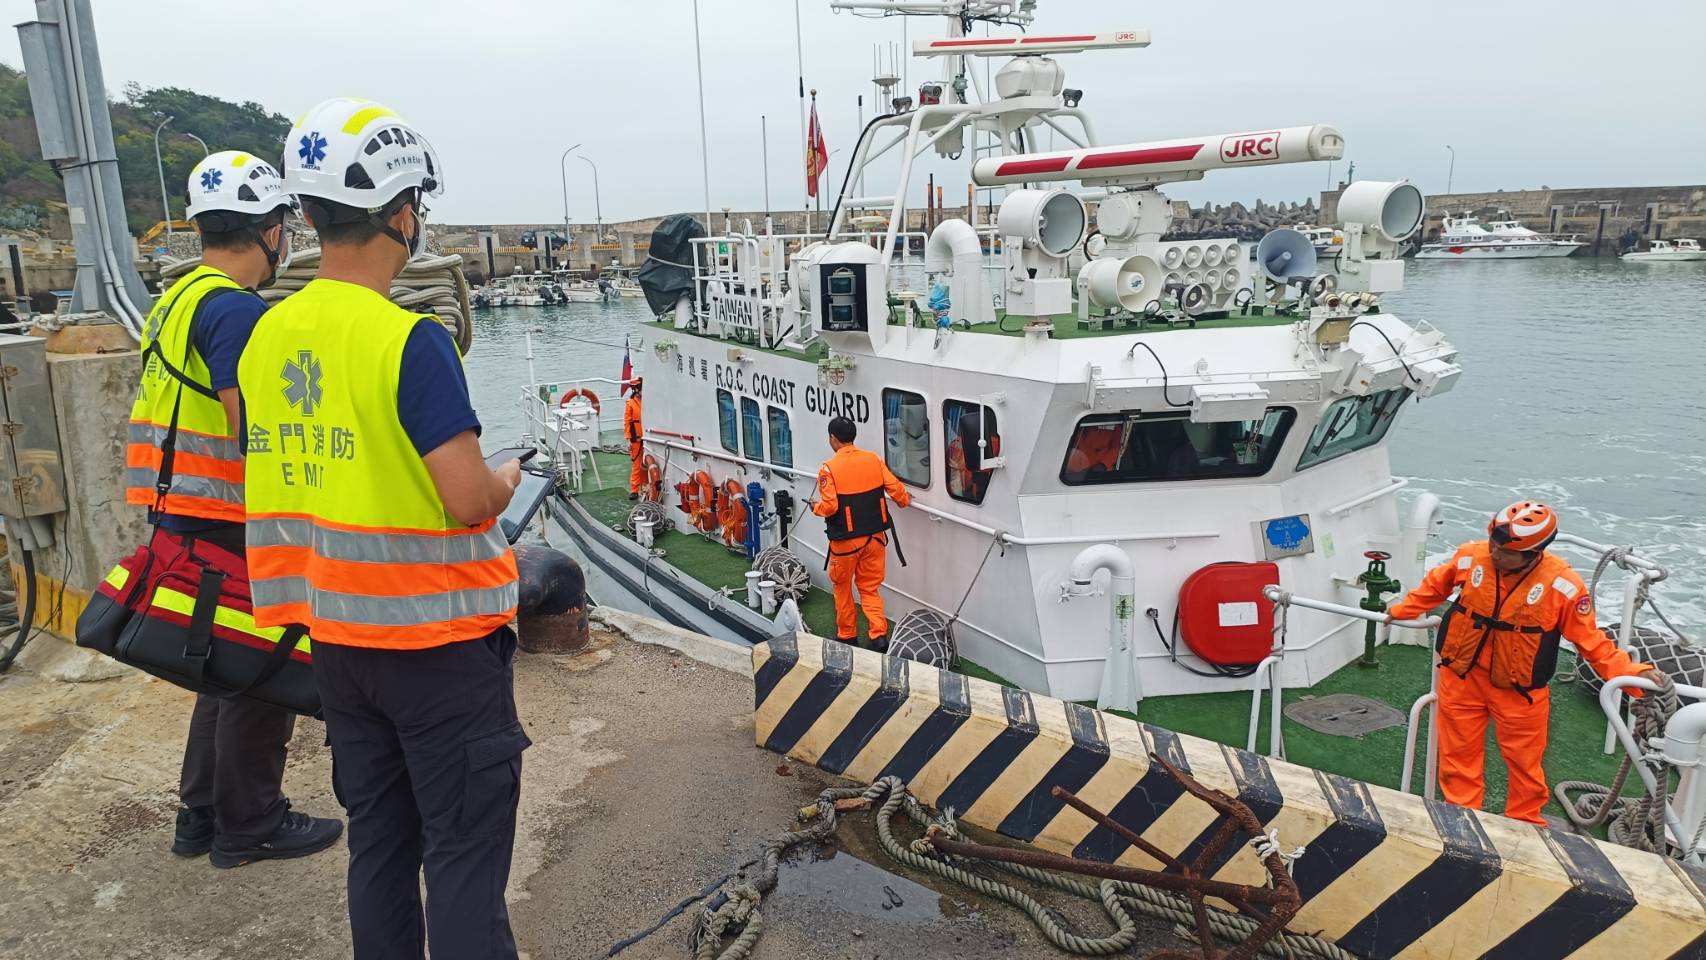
[[686, 776, 1358, 960], [1554, 675, 1682, 851]]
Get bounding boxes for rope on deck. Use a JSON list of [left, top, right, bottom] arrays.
[[682, 776, 1360, 960], [1554, 675, 1683, 851]]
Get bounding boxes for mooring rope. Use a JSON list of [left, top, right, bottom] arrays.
[[678, 777, 1359, 960], [1554, 675, 1682, 851]]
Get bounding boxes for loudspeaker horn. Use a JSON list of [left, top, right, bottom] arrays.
[[1255, 228, 1318, 283], [1081, 254, 1164, 311]]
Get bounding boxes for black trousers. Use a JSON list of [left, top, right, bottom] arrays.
[[174, 521, 296, 842], [314, 627, 529, 960]]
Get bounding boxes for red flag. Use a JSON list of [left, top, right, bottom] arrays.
[[806, 99, 829, 198], [619, 346, 633, 395]]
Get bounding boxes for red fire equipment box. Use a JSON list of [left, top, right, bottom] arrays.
[[1177, 561, 1280, 666]]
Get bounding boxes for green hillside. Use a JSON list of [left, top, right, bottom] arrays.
[[0, 66, 289, 234]]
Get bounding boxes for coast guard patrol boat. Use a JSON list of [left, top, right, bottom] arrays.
[[519, 0, 1703, 865]]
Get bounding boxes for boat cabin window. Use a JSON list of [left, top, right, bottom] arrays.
[[740, 397, 764, 461], [1296, 388, 1407, 470], [716, 389, 738, 454], [882, 388, 930, 488], [944, 400, 999, 504], [767, 406, 793, 469], [1059, 408, 1295, 485]]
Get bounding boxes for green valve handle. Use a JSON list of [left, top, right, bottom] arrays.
[[1356, 550, 1402, 667]]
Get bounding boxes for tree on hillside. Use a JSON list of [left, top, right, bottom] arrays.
[[0, 65, 289, 234]]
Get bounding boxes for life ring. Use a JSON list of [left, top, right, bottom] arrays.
[[640, 454, 663, 503], [718, 479, 748, 548], [559, 387, 601, 413], [689, 470, 718, 533]]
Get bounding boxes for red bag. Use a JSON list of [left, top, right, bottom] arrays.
[[76, 528, 319, 716]]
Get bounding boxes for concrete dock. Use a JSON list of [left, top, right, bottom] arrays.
[[0, 615, 1184, 960]]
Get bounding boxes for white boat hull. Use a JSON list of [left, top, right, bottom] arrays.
[[1621, 251, 1706, 262], [1414, 242, 1579, 260]]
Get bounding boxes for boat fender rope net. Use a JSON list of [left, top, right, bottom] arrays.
[[671, 776, 1358, 960]]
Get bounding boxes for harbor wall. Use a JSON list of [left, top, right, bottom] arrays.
[[754, 633, 1706, 960], [1322, 183, 1706, 255], [7, 336, 147, 643]]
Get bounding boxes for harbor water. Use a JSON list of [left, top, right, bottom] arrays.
[[462, 258, 1706, 626]]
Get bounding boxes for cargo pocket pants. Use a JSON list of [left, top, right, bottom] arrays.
[[314, 627, 531, 960]]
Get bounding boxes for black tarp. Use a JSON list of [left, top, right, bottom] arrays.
[[637, 214, 706, 317]]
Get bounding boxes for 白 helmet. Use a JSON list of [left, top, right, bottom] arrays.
[[185, 150, 298, 274], [186, 151, 296, 224], [281, 98, 443, 255], [1488, 500, 1558, 553]]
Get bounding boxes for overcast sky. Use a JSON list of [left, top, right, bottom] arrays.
[[6, 1, 1703, 225]]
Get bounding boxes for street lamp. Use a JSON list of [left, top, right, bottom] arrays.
[[153, 114, 175, 235], [579, 154, 602, 245], [1445, 144, 1455, 196], [559, 143, 581, 270], [183, 132, 209, 157]]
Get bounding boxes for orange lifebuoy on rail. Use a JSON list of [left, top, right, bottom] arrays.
[[689, 470, 718, 533], [640, 454, 663, 503], [718, 479, 747, 548], [559, 387, 601, 413]]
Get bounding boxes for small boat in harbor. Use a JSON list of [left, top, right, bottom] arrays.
[[1622, 238, 1706, 261], [1415, 214, 1582, 259]]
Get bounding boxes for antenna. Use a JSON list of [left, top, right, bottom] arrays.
[[912, 30, 1150, 58], [972, 125, 1344, 188]]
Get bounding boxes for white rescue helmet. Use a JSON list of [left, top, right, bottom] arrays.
[[185, 150, 296, 221], [185, 150, 299, 276], [282, 98, 442, 256]]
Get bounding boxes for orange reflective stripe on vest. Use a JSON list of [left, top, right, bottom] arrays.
[[1435, 541, 1574, 691]]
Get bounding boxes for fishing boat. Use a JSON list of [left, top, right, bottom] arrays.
[[1293, 223, 1345, 257], [1415, 215, 1581, 259], [1622, 238, 1706, 262], [517, 0, 1703, 874]]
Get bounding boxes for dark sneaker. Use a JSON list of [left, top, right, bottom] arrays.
[[171, 806, 215, 857], [868, 635, 890, 655], [210, 806, 343, 869]]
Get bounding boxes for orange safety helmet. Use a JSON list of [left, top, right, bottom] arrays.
[[1488, 500, 1558, 553]]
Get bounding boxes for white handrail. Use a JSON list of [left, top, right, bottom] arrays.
[[1599, 676, 1706, 864], [1260, 586, 1439, 629], [1555, 532, 1668, 575], [1325, 479, 1409, 517]]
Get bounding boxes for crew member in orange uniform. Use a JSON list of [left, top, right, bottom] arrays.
[[1386, 501, 1667, 824], [624, 378, 644, 500], [810, 416, 910, 651]]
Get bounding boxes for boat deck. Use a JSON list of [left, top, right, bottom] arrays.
[[571, 452, 1632, 827]]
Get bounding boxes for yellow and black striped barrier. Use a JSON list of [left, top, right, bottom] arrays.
[[753, 634, 1706, 960]]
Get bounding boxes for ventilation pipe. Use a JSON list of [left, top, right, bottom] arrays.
[[1662, 703, 1706, 850], [1064, 543, 1140, 712], [925, 218, 993, 327]]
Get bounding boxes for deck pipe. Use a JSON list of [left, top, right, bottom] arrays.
[[1661, 702, 1706, 852], [745, 481, 764, 560], [1066, 543, 1141, 712]]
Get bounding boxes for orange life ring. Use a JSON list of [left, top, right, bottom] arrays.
[[559, 387, 601, 413], [641, 454, 663, 503], [718, 479, 747, 547], [689, 469, 718, 533]]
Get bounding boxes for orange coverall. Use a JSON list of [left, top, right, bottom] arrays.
[[623, 393, 643, 494], [813, 444, 910, 642], [1389, 541, 1650, 824]]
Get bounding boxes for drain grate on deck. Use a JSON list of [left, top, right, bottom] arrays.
[[1283, 693, 1407, 737]]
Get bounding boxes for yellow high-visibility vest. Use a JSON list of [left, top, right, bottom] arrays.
[[125, 266, 249, 522], [238, 278, 517, 649]]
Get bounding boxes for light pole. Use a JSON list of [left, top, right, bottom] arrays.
[[559, 143, 581, 270], [761, 114, 770, 224], [153, 115, 175, 235], [579, 154, 602, 246], [183, 132, 209, 157], [1445, 144, 1455, 196]]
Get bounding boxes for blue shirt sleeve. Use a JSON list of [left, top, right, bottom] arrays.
[[397, 317, 481, 457], [192, 290, 267, 391]]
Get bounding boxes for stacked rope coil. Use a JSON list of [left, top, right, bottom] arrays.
[[687, 776, 1358, 960], [1555, 675, 1682, 851], [157, 243, 474, 355]]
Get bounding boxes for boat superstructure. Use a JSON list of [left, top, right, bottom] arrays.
[[1415, 214, 1582, 259], [1622, 237, 1705, 261], [531, 5, 1475, 706]]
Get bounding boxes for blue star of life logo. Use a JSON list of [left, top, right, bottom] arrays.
[[298, 131, 328, 170], [281, 350, 324, 416], [199, 168, 222, 191]]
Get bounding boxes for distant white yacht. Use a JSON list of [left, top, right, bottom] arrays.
[[1414, 215, 1582, 259], [1621, 238, 1705, 262]]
